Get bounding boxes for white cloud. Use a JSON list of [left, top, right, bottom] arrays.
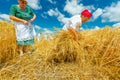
[[101, 1, 120, 22], [46, 0, 95, 27], [47, 8, 69, 24], [94, 26, 100, 30], [27, 0, 42, 10], [46, 0, 96, 27], [47, 9, 58, 16], [43, 28, 53, 34], [80, 27, 84, 31], [42, 28, 53, 40], [48, 0, 56, 4], [34, 25, 41, 30], [64, 0, 95, 15], [112, 23, 120, 27], [57, 13, 69, 24], [0, 14, 10, 21], [36, 28, 54, 40], [40, 13, 47, 19], [92, 8, 103, 21]]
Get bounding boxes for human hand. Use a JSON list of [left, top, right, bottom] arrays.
[[23, 20, 28, 25], [29, 19, 34, 23]]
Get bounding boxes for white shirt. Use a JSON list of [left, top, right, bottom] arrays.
[[62, 15, 82, 31]]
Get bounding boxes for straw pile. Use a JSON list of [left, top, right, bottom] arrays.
[[0, 21, 17, 64], [46, 31, 83, 63], [0, 21, 120, 80]]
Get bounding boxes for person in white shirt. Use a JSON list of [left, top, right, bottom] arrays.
[[63, 9, 92, 41]]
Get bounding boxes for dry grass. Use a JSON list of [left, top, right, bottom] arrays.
[[0, 21, 17, 64], [0, 21, 120, 80]]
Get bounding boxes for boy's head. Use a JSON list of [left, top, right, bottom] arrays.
[[81, 9, 92, 23]]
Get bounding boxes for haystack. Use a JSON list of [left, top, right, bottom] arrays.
[[0, 21, 17, 64], [46, 31, 83, 63], [0, 21, 120, 80]]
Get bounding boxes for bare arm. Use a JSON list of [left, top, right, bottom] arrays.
[[30, 14, 36, 23], [9, 16, 28, 25], [68, 27, 78, 41], [76, 23, 81, 31]]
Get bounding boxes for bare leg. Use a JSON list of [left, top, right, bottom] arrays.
[[18, 45, 24, 57], [23, 46, 30, 54], [24, 45, 35, 54], [23, 46, 28, 53]]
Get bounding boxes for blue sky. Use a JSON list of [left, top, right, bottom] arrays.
[[0, 0, 120, 33]]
